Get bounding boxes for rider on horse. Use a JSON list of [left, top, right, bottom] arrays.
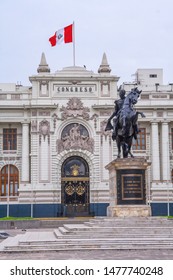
[[105, 89, 126, 139], [105, 87, 145, 158], [105, 88, 141, 139]]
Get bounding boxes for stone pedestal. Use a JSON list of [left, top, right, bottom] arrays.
[[107, 205, 151, 217], [105, 157, 151, 217]]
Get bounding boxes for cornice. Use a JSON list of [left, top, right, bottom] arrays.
[[29, 75, 119, 83], [0, 105, 58, 110], [92, 105, 114, 109]]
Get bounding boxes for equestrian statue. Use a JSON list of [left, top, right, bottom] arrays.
[[105, 87, 145, 158]]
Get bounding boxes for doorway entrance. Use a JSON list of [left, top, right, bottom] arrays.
[[61, 156, 90, 217]]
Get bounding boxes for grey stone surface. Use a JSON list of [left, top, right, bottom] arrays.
[[0, 249, 173, 260], [0, 217, 173, 259]]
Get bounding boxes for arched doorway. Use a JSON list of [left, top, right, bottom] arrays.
[[0, 165, 19, 197], [61, 156, 90, 217]]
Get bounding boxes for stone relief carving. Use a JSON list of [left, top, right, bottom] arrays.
[[39, 111, 50, 116], [90, 113, 99, 129], [60, 97, 90, 120], [32, 110, 37, 116], [31, 120, 37, 132], [39, 119, 50, 143], [100, 110, 112, 116], [52, 113, 62, 129], [57, 123, 94, 153], [100, 120, 112, 136]]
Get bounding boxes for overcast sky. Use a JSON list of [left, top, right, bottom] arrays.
[[0, 0, 173, 86]]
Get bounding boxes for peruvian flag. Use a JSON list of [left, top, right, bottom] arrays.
[[49, 24, 73, 46]]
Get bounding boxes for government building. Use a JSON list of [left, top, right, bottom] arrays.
[[0, 53, 173, 217]]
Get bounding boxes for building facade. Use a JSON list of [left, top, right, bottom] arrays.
[[0, 53, 173, 217]]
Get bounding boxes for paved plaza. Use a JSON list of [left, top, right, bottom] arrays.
[[1, 248, 173, 260], [0, 217, 173, 260]]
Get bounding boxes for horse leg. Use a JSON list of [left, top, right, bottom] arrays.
[[132, 113, 140, 139], [117, 149, 121, 158], [112, 117, 118, 140], [137, 111, 145, 118], [122, 142, 129, 158], [128, 150, 134, 158], [127, 136, 134, 158], [122, 116, 126, 135], [116, 137, 121, 158]]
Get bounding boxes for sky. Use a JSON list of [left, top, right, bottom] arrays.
[[0, 0, 173, 86]]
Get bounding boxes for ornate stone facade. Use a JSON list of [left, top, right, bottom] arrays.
[[0, 53, 173, 217]]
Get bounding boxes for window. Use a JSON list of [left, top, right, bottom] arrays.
[[3, 128, 17, 150], [132, 128, 146, 150], [0, 165, 19, 196], [149, 74, 157, 78], [61, 156, 89, 177]]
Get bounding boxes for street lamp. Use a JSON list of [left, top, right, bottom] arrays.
[[167, 141, 170, 217], [6, 141, 10, 217]]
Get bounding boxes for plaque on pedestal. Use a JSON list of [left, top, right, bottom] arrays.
[[117, 169, 145, 204], [105, 157, 151, 217]]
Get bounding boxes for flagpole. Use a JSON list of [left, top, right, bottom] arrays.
[[73, 21, 75, 66]]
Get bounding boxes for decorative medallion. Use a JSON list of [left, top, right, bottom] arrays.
[[65, 183, 75, 195], [76, 183, 85, 195]]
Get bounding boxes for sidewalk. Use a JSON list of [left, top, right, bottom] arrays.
[[0, 248, 173, 260]]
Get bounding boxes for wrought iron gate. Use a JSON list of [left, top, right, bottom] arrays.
[[61, 156, 90, 217]]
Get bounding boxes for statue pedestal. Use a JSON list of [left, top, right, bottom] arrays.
[[107, 205, 151, 217], [105, 157, 151, 217]]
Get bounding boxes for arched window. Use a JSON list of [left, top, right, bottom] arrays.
[[61, 156, 89, 177], [0, 165, 19, 197]]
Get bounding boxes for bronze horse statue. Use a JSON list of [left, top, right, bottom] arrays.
[[106, 88, 145, 158]]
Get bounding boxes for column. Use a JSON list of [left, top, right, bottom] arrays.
[[21, 122, 30, 182], [151, 122, 160, 180], [161, 122, 170, 181]]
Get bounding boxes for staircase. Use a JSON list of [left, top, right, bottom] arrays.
[[0, 217, 173, 252]]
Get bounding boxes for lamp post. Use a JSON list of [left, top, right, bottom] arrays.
[[30, 182, 33, 218], [148, 168, 151, 207], [7, 141, 10, 217], [167, 141, 170, 217], [30, 150, 33, 218]]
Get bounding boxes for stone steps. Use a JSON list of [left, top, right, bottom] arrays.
[[1, 217, 173, 252], [54, 230, 173, 239], [85, 220, 173, 227], [3, 242, 173, 252], [17, 238, 173, 246], [61, 225, 173, 233]]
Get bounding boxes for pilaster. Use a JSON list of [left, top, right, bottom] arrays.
[[151, 122, 160, 180], [161, 122, 170, 181], [21, 122, 30, 182]]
